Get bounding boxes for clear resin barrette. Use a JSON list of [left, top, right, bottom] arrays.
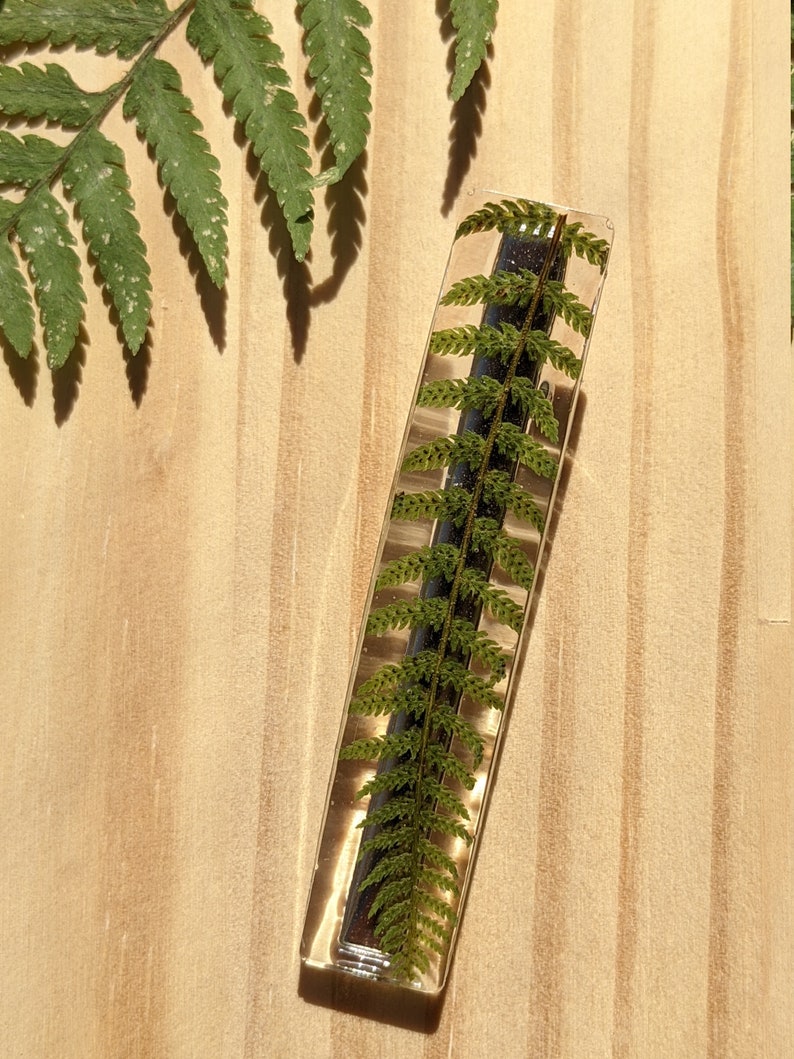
[[301, 193, 613, 1001]]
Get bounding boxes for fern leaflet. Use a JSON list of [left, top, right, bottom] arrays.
[[449, 0, 498, 101], [61, 130, 152, 354], [0, 62, 111, 127], [123, 56, 228, 287], [187, 0, 314, 261], [15, 188, 85, 369], [298, 0, 372, 178]]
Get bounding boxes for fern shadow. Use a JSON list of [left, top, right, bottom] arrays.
[[436, 0, 493, 217], [302, 71, 369, 306], [1, 333, 38, 407], [164, 191, 227, 353], [309, 150, 369, 307], [244, 142, 313, 362], [52, 324, 88, 425], [123, 332, 152, 408]]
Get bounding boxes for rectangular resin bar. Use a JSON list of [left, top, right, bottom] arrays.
[[302, 194, 613, 997]]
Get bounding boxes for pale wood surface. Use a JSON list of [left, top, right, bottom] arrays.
[[1, 2, 791, 1057]]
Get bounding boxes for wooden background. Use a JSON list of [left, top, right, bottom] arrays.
[[1, 2, 790, 1056]]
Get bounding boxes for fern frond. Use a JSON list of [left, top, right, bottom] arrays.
[[15, 188, 85, 369], [458, 566, 524, 632], [366, 597, 449, 636], [375, 543, 459, 590], [436, 661, 503, 713], [401, 431, 485, 473], [0, 202, 35, 358], [448, 0, 498, 101], [352, 651, 439, 697], [0, 63, 111, 128], [447, 619, 506, 681], [428, 322, 519, 363], [441, 268, 537, 308], [508, 377, 559, 440], [349, 684, 429, 719], [524, 330, 582, 377], [0, 132, 63, 188], [123, 57, 228, 287], [493, 422, 559, 477], [298, 0, 372, 177], [483, 470, 545, 532], [455, 197, 610, 270], [391, 487, 472, 526], [442, 270, 593, 336], [61, 130, 152, 354], [417, 375, 503, 415], [540, 280, 593, 336], [0, 0, 170, 60], [455, 198, 558, 241], [187, 0, 314, 260], [471, 517, 535, 590], [432, 703, 486, 766]]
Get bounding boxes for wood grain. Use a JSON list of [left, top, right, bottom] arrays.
[[0, 2, 790, 1056]]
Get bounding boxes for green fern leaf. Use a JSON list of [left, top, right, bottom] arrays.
[[508, 377, 559, 440], [428, 322, 518, 363], [494, 422, 559, 477], [432, 703, 486, 766], [187, 0, 314, 260], [0, 63, 111, 128], [441, 270, 593, 335], [366, 597, 449, 636], [524, 330, 582, 378], [15, 188, 85, 369], [447, 619, 506, 680], [540, 280, 593, 336], [483, 470, 545, 532], [454, 197, 610, 270], [350, 685, 429, 719], [391, 487, 473, 526], [123, 57, 228, 287], [455, 197, 558, 241], [471, 517, 535, 591], [299, 0, 372, 177], [375, 543, 460, 591], [417, 375, 504, 415], [0, 202, 36, 358], [352, 651, 439, 697], [401, 431, 486, 474], [441, 268, 537, 308], [437, 661, 503, 713], [61, 129, 152, 354], [449, 0, 498, 101], [0, 132, 63, 188], [459, 566, 524, 632], [0, 0, 170, 60]]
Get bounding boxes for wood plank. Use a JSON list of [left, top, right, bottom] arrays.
[[0, 2, 789, 1055]]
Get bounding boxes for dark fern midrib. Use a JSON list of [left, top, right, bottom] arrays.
[[0, 0, 195, 240], [399, 214, 567, 961]]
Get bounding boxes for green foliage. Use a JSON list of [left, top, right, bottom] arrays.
[[0, 0, 498, 374], [449, 0, 498, 101], [123, 56, 228, 286], [298, 0, 372, 179], [455, 197, 610, 270], [339, 199, 608, 982]]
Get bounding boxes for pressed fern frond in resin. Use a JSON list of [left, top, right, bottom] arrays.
[[302, 194, 612, 993]]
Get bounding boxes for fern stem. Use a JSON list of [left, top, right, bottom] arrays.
[[402, 214, 567, 960], [0, 0, 196, 240]]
